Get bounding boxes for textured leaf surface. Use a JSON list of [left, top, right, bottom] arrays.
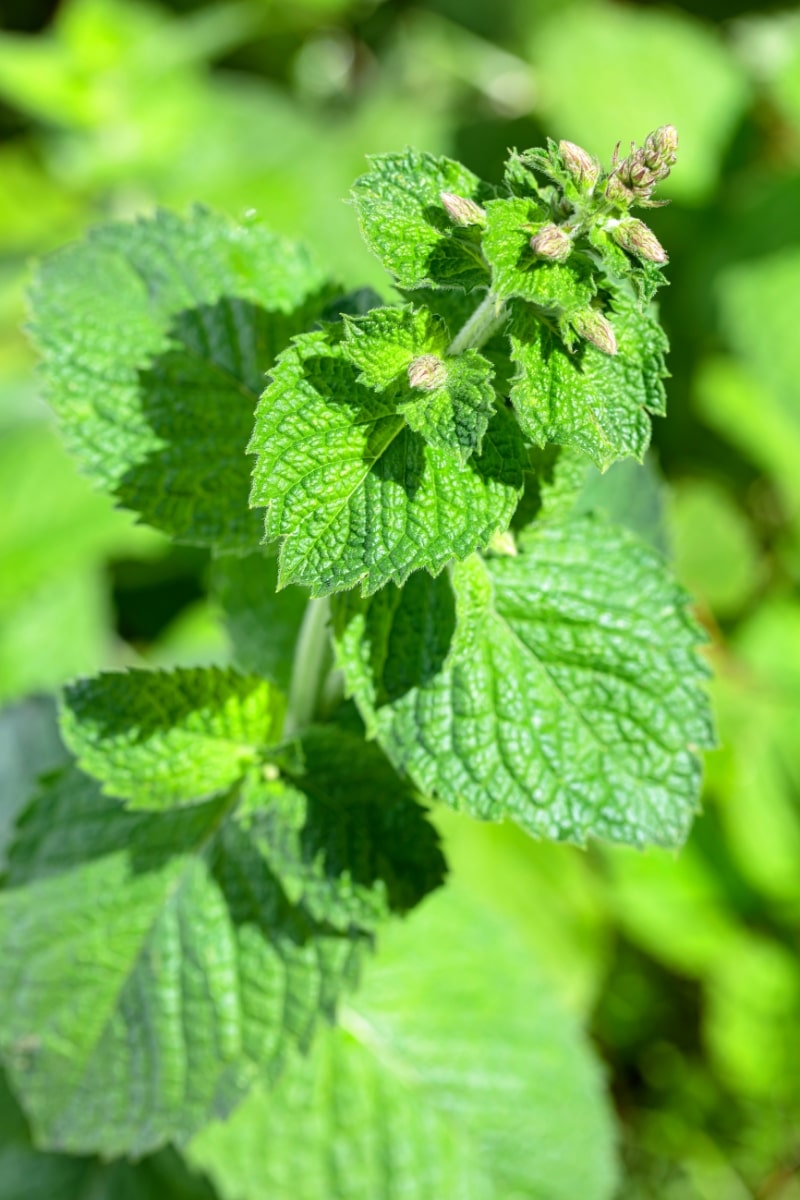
[[249, 325, 525, 596], [351, 150, 491, 290], [242, 726, 446, 932], [509, 295, 668, 468], [334, 517, 714, 847], [210, 552, 306, 692], [482, 198, 595, 315], [0, 1071, 216, 1200], [0, 737, 441, 1157], [187, 887, 618, 1200], [60, 667, 285, 808], [29, 208, 332, 551], [0, 698, 66, 872], [344, 305, 496, 459]]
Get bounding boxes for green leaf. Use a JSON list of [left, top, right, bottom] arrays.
[[240, 726, 446, 933], [29, 207, 333, 552], [508, 293, 668, 468], [576, 455, 669, 556], [0, 735, 440, 1157], [249, 325, 526, 596], [334, 516, 714, 847], [187, 886, 618, 1200], [60, 667, 286, 809], [351, 150, 491, 291], [344, 305, 496, 459], [0, 698, 66, 874], [482, 197, 595, 315], [0, 1068, 217, 1200], [210, 552, 306, 692]]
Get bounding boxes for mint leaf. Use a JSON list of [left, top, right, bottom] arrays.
[[351, 150, 491, 291], [344, 305, 496, 459], [0, 698, 67, 873], [576, 455, 669, 555], [334, 517, 714, 848], [0, 733, 442, 1157], [344, 305, 450, 388], [249, 325, 525, 596], [29, 208, 333, 552], [482, 197, 596, 315], [187, 887, 618, 1200], [0, 1070, 217, 1200], [60, 667, 285, 808], [241, 726, 445, 932], [210, 552, 306, 692], [508, 293, 668, 468]]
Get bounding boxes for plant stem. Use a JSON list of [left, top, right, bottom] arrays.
[[284, 596, 331, 737], [447, 291, 508, 355]]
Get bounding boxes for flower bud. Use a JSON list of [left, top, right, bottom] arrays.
[[440, 192, 486, 227], [572, 308, 618, 356], [558, 140, 600, 191], [408, 354, 447, 390], [530, 223, 572, 262], [610, 217, 667, 264], [643, 124, 678, 171], [604, 173, 635, 205]]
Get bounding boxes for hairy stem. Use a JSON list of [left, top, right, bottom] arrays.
[[284, 596, 331, 736], [447, 291, 508, 355]]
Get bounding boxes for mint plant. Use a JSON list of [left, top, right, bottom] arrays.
[[0, 127, 714, 1174]]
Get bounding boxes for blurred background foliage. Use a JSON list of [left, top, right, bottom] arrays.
[[1, 0, 800, 1195]]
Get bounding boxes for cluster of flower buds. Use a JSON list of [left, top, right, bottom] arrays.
[[439, 192, 487, 227], [605, 124, 678, 207], [408, 354, 448, 390]]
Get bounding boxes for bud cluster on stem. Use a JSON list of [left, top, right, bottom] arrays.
[[434, 126, 679, 364], [605, 124, 678, 206]]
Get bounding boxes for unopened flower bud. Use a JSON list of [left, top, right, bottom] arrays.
[[408, 354, 447, 390], [572, 308, 618, 356], [530, 224, 572, 262], [440, 192, 486, 227], [643, 124, 678, 171], [558, 140, 600, 191], [604, 173, 635, 205], [610, 217, 667, 264]]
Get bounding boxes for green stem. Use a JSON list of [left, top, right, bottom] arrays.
[[447, 291, 508, 356], [284, 596, 331, 737]]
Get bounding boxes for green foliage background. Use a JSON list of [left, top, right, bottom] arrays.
[[1, 0, 799, 1195]]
